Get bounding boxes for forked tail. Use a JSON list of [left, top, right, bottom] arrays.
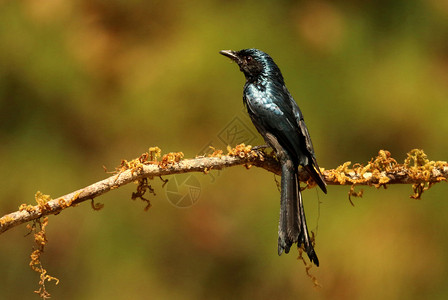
[[278, 160, 319, 266]]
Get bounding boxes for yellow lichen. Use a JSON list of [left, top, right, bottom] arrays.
[[35, 191, 52, 212], [208, 147, 223, 158], [148, 146, 162, 162], [160, 152, 184, 168], [404, 149, 447, 199], [70, 191, 83, 205], [371, 150, 398, 172], [327, 161, 353, 185], [227, 143, 253, 157], [0, 215, 14, 226], [348, 185, 364, 206], [328, 149, 446, 200], [19, 203, 31, 212], [297, 233, 321, 288], [28, 217, 59, 299], [57, 198, 69, 209]]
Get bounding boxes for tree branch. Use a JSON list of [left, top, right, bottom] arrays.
[[0, 146, 446, 235]]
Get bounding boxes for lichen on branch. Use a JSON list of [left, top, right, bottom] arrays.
[[0, 146, 446, 236]]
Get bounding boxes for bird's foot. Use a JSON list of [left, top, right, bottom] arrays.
[[252, 144, 270, 151]]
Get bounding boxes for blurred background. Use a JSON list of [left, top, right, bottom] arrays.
[[1, 0, 447, 299]]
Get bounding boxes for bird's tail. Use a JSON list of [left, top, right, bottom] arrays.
[[278, 160, 319, 266]]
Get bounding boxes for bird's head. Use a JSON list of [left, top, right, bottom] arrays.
[[220, 48, 283, 82]]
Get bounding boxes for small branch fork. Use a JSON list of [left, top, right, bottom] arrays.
[[0, 146, 446, 235]]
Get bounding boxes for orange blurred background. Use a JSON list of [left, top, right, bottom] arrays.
[[1, 1, 447, 299]]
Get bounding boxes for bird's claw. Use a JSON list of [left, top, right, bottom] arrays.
[[252, 144, 270, 151]]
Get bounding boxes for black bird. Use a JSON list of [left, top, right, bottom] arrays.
[[220, 48, 327, 266]]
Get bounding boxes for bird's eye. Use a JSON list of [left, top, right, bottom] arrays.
[[246, 56, 252, 62]]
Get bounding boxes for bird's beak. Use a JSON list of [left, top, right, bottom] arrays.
[[219, 50, 239, 63]]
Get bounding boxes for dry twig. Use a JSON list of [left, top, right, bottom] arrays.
[[0, 146, 446, 235]]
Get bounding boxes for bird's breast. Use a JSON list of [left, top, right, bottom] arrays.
[[244, 84, 284, 117]]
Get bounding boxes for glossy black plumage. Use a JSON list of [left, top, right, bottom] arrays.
[[220, 48, 326, 266]]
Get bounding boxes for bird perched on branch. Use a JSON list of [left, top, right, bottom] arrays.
[[220, 48, 327, 266]]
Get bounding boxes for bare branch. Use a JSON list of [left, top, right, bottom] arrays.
[[0, 147, 446, 235]]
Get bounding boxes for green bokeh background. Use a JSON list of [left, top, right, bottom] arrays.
[[1, 1, 447, 299]]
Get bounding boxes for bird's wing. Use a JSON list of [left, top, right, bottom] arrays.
[[245, 86, 327, 194], [244, 85, 308, 166], [284, 87, 327, 193], [280, 86, 316, 157]]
